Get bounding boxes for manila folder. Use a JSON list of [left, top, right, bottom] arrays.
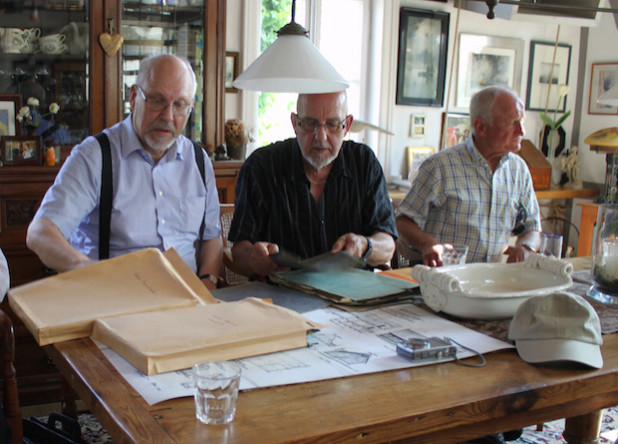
[[92, 297, 323, 375], [8, 248, 215, 346]]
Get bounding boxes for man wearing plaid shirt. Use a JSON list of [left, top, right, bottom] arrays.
[[396, 86, 541, 267]]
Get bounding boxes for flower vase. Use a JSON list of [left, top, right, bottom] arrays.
[[545, 129, 562, 185], [227, 144, 246, 160], [44, 146, 56, 166]]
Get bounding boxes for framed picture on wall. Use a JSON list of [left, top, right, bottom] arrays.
[[407, 146, 435, 181], [396, 8, 449, 106], [440, 112, 471, 150], [526, 41, 572, 112], [1, 136, 42, 166], [455, 34, 523, 109], [225, 51, 239, 93], [0, 94, 22, 137], [589, 62, 618, 115], [410, 114, 426, 138]]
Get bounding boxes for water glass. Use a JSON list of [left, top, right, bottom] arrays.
[[587, 204, 618, 305], [193, 360, 241, 425], [442, 244, 468, 266], [540, 233, 563, 258]]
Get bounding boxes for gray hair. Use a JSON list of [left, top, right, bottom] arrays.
[[469, 86, 521, 134], [136, 54, 197, 96]]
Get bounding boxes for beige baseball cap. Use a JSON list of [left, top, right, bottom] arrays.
[[508, 292, 603, 369]]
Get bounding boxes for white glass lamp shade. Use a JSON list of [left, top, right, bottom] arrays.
[[232, 33, 349, 93]]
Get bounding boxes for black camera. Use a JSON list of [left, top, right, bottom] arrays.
[[396, 337, 457, 362]]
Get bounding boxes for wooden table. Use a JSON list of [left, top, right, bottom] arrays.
[[46, 319, 618, 443]]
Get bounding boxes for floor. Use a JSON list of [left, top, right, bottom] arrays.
[[19, 403, 618, 444]]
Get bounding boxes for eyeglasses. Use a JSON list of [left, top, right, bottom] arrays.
[[136, 85, 193, 117], [295, 114, 348, 134]]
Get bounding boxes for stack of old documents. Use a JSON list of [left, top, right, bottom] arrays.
[[8, 248, 320, 375]]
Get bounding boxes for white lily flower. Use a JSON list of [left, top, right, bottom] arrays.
[[27, 97, 40, 107]]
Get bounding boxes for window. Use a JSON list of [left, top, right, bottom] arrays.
[[254, 0, 367, 149]]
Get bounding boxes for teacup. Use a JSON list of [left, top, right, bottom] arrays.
[[39, 34, 67, 54], [0, 28, 30, 53], [20, 28, 41, 54]]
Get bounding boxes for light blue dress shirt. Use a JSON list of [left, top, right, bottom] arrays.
[[397, 136, 541, 263], [34, 115, 221, 272]]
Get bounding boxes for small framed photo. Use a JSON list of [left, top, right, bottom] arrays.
[[440, 112, 471, 150], [589, 62, 618, 115], [407, 146, 435, 181], [410, 114, 426, 138], [225, 51, 239, 93], [0, 94, 22, 137], [396, 8, 449, 106], [526, 41, 572, 112], [1, 136, 42, 166]]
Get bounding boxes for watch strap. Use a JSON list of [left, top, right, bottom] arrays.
[[362, 236, 373, 262]]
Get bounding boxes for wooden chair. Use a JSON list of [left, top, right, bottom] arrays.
[[0, 307, 22, 444], [219, 204, 249, 286]]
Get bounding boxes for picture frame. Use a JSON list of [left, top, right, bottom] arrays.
[[1, 136, 42, 166], [225, 51, 239, 93], [526, 41, 572, 112], [440, 112, 471, 150], [396, 8, 449, 106], [456, 34, 524, 109], [407, 146, 435, 181], [589, 62, 618, 115], [0, 94, 22, 137], [410, 114, 426, 138]]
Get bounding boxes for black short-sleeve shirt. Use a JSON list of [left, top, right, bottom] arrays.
[[228, 138, 397, 259]]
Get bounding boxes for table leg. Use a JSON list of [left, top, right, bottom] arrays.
[[60, 375, 78, 420], [563, 410, 603, 444]]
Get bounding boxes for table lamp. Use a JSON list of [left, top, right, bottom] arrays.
[[584, 85, 618, 203], [232, 0, 348, 93]]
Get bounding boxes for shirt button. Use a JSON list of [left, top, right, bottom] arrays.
[[161, 219, 166, 225], [158, 191, 163, 196]]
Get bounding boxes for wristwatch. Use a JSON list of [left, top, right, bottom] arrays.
[[362, 236, 373, 262], [199, 273, 218, 286]]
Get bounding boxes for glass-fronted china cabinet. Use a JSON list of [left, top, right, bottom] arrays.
[[0, 0, 226, 407]]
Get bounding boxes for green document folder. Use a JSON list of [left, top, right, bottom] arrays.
[[270, 268, 419, 306]]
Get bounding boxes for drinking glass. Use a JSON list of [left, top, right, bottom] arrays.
[[587, 204, 618, 305], [540, 233, 563, 258], [193, 360, 241, 425], [442, 244, 468, 266]]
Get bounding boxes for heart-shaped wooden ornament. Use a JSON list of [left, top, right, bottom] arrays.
[[99, 33, 124, 56]]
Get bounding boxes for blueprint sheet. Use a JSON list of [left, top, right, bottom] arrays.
[[98, 303, 513, 405]]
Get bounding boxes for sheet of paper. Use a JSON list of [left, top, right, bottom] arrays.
[[99, 303, 513, 405]]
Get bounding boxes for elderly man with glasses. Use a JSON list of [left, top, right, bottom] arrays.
[[27, 54, 222, 289], [228, 91, 396, 278]]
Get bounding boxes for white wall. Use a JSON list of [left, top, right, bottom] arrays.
[[225, 0, 610, 189]]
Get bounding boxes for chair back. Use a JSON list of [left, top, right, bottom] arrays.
[[0, 308, 22, 443], [220, 204, 249, 286]]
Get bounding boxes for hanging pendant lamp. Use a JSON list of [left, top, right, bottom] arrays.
[[232, 1, 349, 93]]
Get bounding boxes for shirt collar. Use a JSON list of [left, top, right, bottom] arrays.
[[467, 135, 511, 169], [287, 138, 351, 182], [120, 114, 182, 162]]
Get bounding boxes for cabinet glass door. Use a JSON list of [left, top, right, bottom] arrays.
[[121, 0, 204, 141], [0, 1, 89, 149]]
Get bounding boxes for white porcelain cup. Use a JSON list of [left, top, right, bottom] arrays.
[[20, 28, 41, 54], [0, 28, 30, 53], [40, 34, 68, 54]]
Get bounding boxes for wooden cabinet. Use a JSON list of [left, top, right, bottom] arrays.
[[577, 202, 600, 257], [213, 160, 242, 204], [0, 0, 227, 407]]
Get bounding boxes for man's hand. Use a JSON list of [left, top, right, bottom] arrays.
[[231, 240, 287, 278], [331, 233, 368, 258], [504, 245, 532, 263], [422, 243, 444, 267]]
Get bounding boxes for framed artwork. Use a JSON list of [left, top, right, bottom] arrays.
[[410, 114, 426, 138], [0, 94, 22, 137], [440, 112, 471, 150], [456, 34, 523, 109], [225, 51, 239, 93], [407, 146, 435, 181], [526, 41, 572, 112], [589, 62, 618, 115], [396, 8, 449, 106], [1, 136, 42, 166]]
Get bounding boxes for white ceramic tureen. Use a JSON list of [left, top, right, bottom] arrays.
[[411, 254, 573, 320]]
